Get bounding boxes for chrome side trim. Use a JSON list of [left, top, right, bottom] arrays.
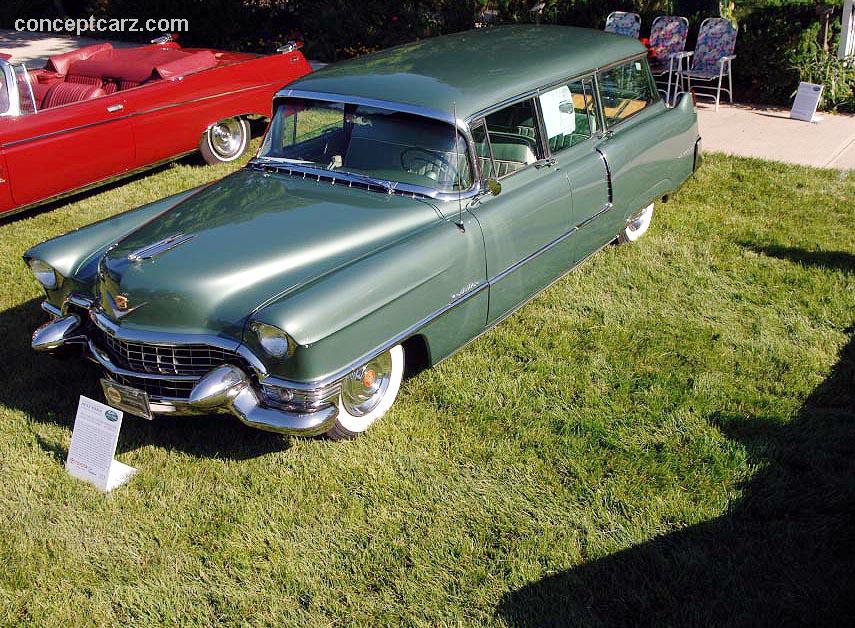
[[433, 236, 616, 369], [262, 202, 615, 390], [577, 202, 614, 230], [488, 201, 611, 287], [4, 84, 271, 149], [1, 150, 196, 220], [489, 226, 577, 287]]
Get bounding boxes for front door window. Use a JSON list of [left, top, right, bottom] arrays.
[[478, 98, 542, 179]]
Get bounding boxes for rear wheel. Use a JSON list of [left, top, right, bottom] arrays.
[[200, 117, 250, 164], [326, 345, 404, 440], [619, 202, 654, 243]]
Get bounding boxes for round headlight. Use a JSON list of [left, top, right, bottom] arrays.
[[252, 322, 294, 358], [28, 259, 59, 290]]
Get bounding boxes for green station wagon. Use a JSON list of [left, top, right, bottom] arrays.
[[26, 25, 701, 439]]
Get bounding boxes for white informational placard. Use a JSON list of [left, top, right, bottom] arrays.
[[790, 82, 824, 122], [66, 396, 136, 492]]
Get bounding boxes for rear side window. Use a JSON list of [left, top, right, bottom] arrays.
[[537, 77, 600, 152], [478, 99, 543, 179], [598, 58, 656, 127]]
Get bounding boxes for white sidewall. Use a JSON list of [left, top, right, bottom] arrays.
[[335, 345, 404, 434], [206, 118, 248, 163], [622, 202, 654, 242]]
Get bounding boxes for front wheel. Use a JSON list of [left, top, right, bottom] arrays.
[[618, 202, 654, 243], [200, 117, 250, 165], [325, 345, 405, 440]]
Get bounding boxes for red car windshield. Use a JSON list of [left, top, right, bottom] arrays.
[[259, 98, 473, 193]]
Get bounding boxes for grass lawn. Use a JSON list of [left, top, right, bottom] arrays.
[[0, 153, 853, 626]]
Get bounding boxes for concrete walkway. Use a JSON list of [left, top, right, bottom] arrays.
[[696, 102, 855, 171], [0, 29, 135, 66]]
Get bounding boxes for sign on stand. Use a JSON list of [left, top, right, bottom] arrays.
[[66, 396, 137, 492], [790, 82, 824, 123]]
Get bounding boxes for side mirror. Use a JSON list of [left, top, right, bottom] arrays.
[[486, 177, 502, 197]]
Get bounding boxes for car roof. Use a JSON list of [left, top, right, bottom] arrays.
[[281, 25, 645, 122]]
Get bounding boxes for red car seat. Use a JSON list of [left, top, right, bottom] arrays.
[[41, 82, 106, 108]]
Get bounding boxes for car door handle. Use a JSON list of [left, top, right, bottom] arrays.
[[107, 104, 124, 113], [534, 158, 557, 169]]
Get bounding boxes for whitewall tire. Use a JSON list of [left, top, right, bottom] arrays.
[[200, 117, 250, 165], [619, 202, 654, 243], [325, 345, 404, 440]]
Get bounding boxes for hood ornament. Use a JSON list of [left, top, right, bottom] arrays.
[[128, 233, 195, 262], [104, 290, 146, 320]]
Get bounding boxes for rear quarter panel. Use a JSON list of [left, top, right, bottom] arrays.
[[603, 95, 698, 225]]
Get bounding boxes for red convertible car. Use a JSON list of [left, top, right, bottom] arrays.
[[0, 37, 312, 217]]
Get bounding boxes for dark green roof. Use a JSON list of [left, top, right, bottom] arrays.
[[282, 25, 645, 121]]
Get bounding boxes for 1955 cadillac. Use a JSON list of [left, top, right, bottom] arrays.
[[25, 26, 701, 439]]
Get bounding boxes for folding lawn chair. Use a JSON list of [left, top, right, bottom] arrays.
[[678, 17, 737, 111], [604, 11, 642, 38], [647, 15, 690, 105]]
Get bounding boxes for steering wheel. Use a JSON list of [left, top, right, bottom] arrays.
[[400, 148, 456, 183]]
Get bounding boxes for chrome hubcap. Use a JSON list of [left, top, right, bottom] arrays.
[[628, 205, 653, 232], [210, 119, 243, 158], [341, 352, 393, 416]]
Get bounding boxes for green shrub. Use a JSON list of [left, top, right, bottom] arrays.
[[794, 49, 855, 113], [4, 0, 853, 111]]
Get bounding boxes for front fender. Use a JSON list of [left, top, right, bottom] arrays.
[[249, 212, 487, 383], [23, 185, 208, 307]]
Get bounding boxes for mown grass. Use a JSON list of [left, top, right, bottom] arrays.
[[0, 153, 853, 626]]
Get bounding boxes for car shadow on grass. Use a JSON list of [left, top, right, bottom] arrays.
[[496, 248, 855, 627], [0, 298, 292, 460]]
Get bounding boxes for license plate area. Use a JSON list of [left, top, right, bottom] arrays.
[[100, 378, 152, 420]]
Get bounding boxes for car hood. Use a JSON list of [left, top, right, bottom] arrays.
[[98, 168, 439, 338]]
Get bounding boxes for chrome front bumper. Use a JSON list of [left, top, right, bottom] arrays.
[[32, 309, 339, 436]]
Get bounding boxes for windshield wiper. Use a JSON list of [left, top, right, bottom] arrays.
[[250, 158, 400, 195], [337, 171, 398, 194]]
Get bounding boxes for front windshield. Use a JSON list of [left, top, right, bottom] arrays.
[[259, 99, 473, 193]]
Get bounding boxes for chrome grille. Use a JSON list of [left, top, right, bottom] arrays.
[[110, 373, 196, 399], [98, 331, 240, 377]]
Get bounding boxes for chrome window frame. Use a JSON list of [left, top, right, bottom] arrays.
[[595, 54, 661, 131], [0, 59, 21, 117], [267, 90, 481, 201], [470, 95, 546, 182]]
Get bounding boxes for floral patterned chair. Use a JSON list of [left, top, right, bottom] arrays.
[[678, 17, 737, 111], [604, 12, 642, 38], [647, 16, 690, 105]]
